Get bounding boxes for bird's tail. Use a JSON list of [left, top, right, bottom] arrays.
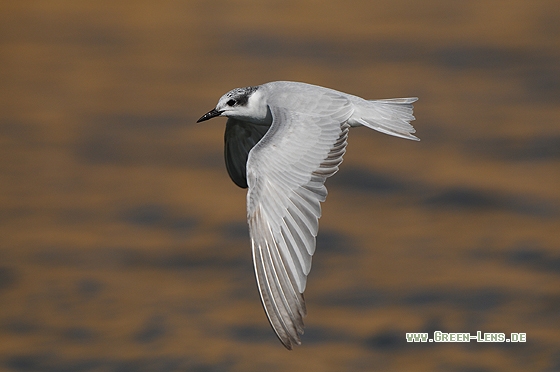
[[350, 97, 419, 141]]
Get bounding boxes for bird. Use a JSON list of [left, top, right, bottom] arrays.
[[197, 81, 418, 349]]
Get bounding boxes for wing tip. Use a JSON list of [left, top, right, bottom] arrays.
[[279, 334, 302, 350]]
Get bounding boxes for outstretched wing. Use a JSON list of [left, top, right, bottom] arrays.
[[224, 118, 271, 188], [246, 91, 353, 349]]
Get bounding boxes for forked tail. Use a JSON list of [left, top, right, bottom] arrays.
[[350, 97, 419, 141]]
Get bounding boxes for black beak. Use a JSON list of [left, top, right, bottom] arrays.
[[196, 108, 223, 123]]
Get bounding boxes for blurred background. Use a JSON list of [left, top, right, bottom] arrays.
[[1, 1, 559, 371]]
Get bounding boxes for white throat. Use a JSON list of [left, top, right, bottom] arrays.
[[244, 89, 271, 125]]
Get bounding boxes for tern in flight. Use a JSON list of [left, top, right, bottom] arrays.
[[198, 81, 418, 349]]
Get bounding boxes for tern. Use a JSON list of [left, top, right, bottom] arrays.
[[197, 81, 418, 349]]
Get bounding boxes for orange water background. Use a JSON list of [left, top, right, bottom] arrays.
[[1, 1, 559, 371]]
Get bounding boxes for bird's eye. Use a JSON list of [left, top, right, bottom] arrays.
[[226, 99, 236, 106]]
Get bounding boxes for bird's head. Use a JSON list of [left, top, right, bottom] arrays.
[[197, 86, 271, 124]]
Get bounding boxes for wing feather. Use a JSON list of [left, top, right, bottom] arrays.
[[246, 91, 353, 348], [224, 118, 270, 188]]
